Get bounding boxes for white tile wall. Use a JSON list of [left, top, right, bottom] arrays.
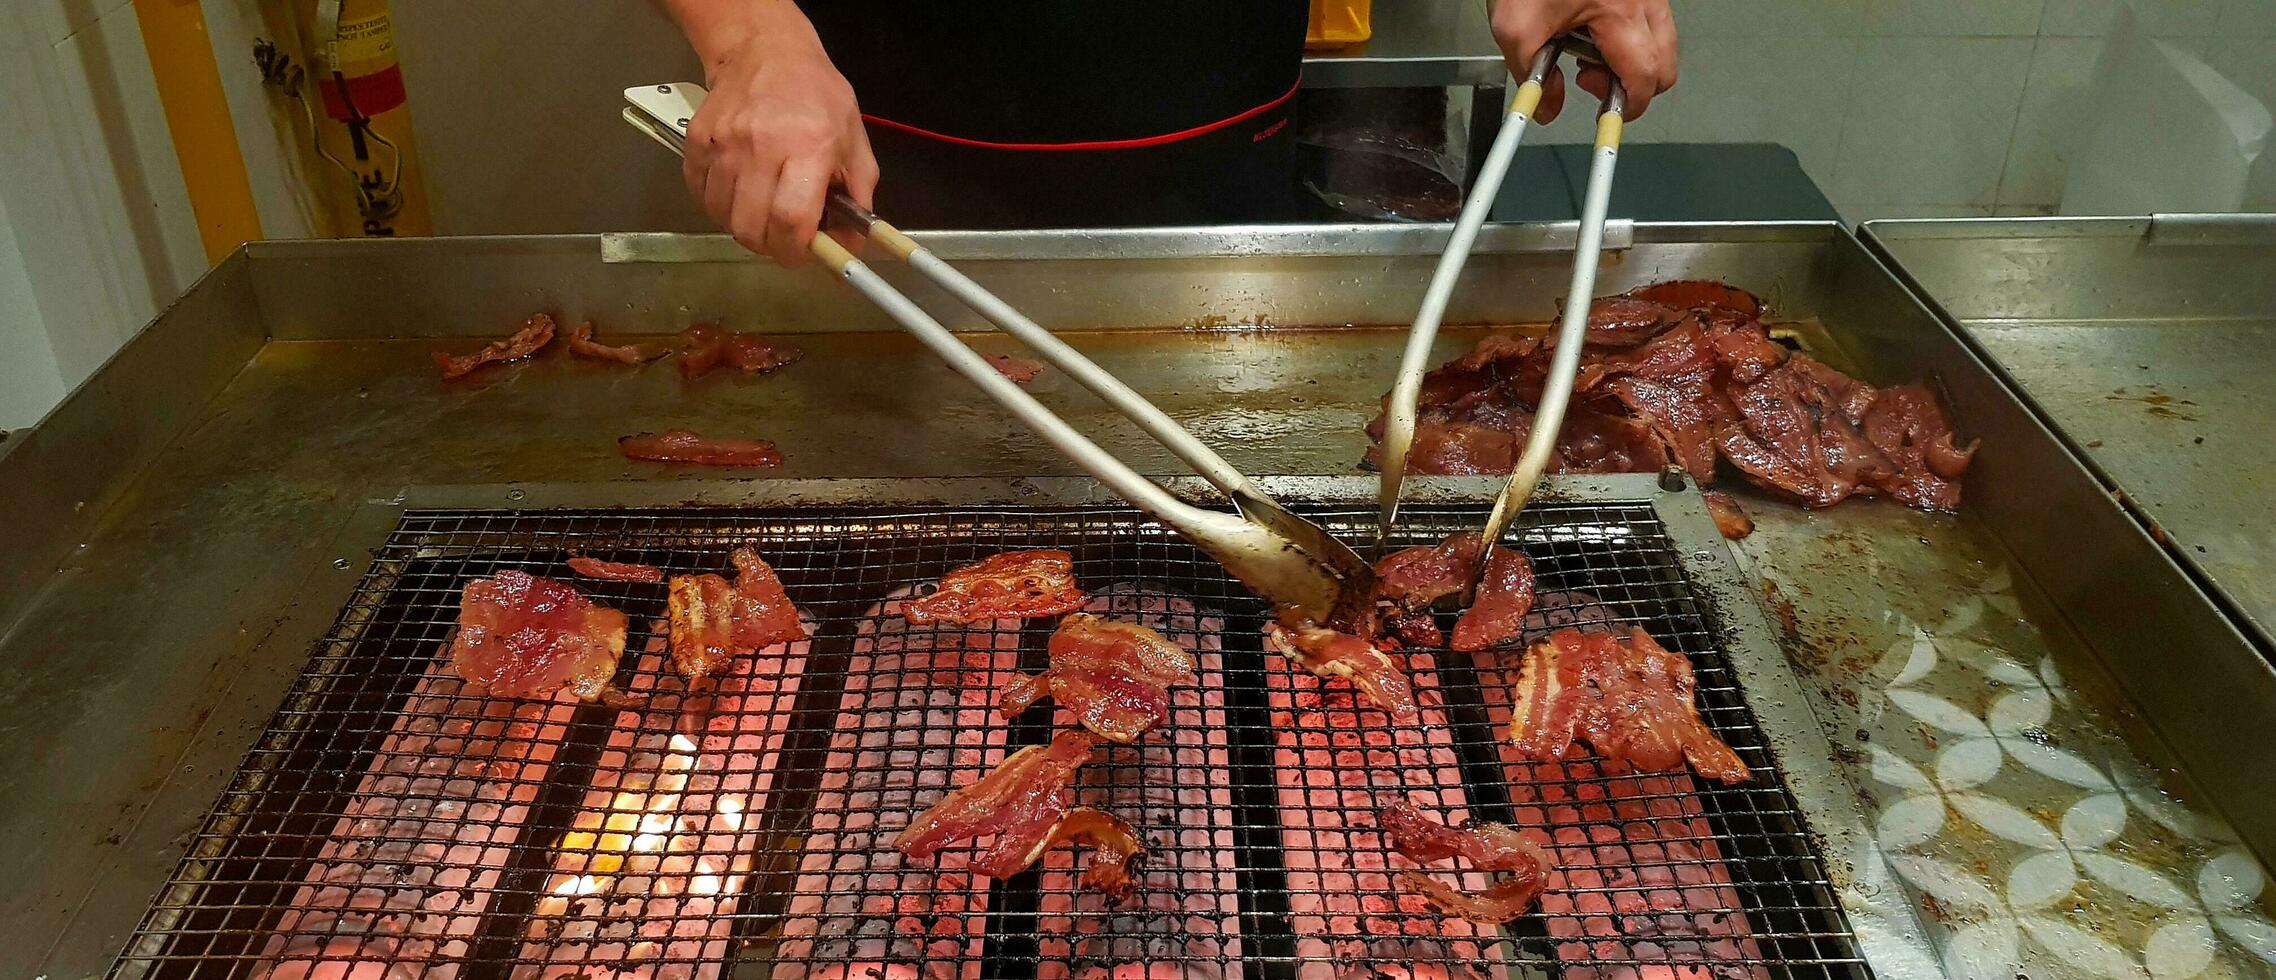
[[1830, 37, 2035, 212], [1621, 0, 2275, 218]]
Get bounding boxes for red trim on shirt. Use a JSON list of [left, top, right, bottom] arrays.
[[860, 75, 1301, 151]]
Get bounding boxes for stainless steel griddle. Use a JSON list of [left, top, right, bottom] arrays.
[[3, 222, 2268, 979]]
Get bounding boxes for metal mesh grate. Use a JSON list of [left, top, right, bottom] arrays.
[[110, 503, 1870, 980]]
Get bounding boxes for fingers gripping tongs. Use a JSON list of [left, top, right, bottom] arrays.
[[1374, 38, 1630, 577], [624, 83, 1375, 624]]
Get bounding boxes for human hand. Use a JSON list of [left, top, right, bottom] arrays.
[[681, 13, 877, 266], [1488, 0, 1678, 122]]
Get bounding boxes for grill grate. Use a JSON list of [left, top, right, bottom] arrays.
[[110, 503, 1870, 980]]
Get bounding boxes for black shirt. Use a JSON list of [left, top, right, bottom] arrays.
[[800, 2, 1307, 146]]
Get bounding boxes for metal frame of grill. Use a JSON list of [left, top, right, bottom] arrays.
[[109, 490, 1872, 980]]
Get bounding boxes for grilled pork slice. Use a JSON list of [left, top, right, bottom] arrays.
[[515, 621, 809, 979], [770, 588, 1022, 980], [906, 549, 1087, 625], [1033, 585, 1243, 976], [896, 729, 1138, 895], [1449, 547, 1536, 653], [999, 612, 1196, 743], [1509, 627, 1750, 784], [665, 546, 805, 680], [1374, 532, 1484, 611], [435, 312, 555, 379], [1262, 620, 1417, 719], [1379, 798, 1556, 925], [618, 430, 783, 468], [254, 668, 576, 980], [449, 570, 627, 701], [1472, 624, 1768, 980]]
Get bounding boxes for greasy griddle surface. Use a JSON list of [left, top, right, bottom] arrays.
[[109, 504, 1868, 980]]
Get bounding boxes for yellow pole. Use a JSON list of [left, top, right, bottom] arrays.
[[133, 0, 263, 262]]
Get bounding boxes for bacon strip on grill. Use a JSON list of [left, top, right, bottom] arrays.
[[1261, 620, 1418, 719], [618, 429, 783, 468], [896, 729, 1136, 890], [666, 546, 806, 680], [1509, 627, 1750, 784], [1450, 548, 1536, 652], [566, 555, 664, 583], [906, 549, 1086, 625], [434, 312, 555, 379], [1379, 798, 1556, 924], [1034, 585, 1242, 973], [448, 570, 627, 702], [565, 321, 665, 365], [999, 613, 1196, 743]]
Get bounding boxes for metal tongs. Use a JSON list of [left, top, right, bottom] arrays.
[[1376, 35, 1630, 582], [624, 83, 1374, 624]]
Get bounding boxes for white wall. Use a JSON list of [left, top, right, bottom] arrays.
[[0, 0, 206, 430], [1542, 0, 2276, 218]]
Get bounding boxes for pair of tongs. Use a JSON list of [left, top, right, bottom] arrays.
[[1376, 37, 1630, 575], [623, 83, 1374, 624]]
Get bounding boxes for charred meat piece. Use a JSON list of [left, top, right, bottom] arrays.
[[1450, 548, 1536, 652], [676, 322, 803, 379], [1605, 375, 1727, 482], [1036, 807, 1145, 901], [1262, 620, 1417, 719], [1374, 532, 1484, 611], [564, 321, 664, 365], [1863, 382, 1977, 511], [1000, 613, 1196, 743], [565, 555, 663, 583], [1379, 798, 1556, 925], [667, 546, 806, 680], [896, 729, 1136, 889], [1703, 490, 1755, 540], [1509, 627, 1751, 783], [448, 570, 627, 701], [987, 353, 1046, 384], [434, 313, 555, 379], [619, 429, 784, 468], [907, 549, 1086, 625]]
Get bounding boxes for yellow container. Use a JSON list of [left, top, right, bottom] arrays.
[[1306, 0, 1373, 49]]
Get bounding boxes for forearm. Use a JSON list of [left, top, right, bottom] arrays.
[[659, 0, 823, 73]]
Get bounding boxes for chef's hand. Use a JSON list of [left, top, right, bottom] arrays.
[[1489, 0, 1678, 122], [666, 0, 878, 266]]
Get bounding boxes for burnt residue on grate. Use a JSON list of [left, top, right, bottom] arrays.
[[108, 505, 1871, 980]]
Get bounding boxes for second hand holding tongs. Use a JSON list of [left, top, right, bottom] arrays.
[[1375, 39, 1631, 584], [625, 83, 1374, 624]]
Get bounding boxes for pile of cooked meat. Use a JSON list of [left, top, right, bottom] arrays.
[[1368, 281, 1978, 512]]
